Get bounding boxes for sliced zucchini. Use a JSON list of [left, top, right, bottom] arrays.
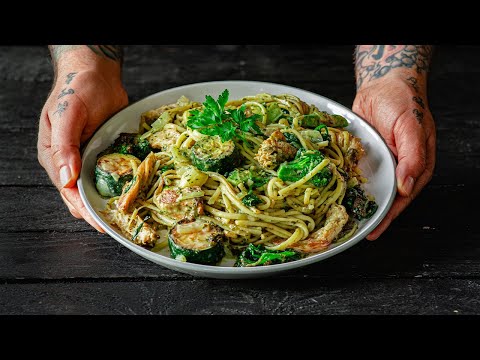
[[298, 112, 348, 129], [100, 133, 152, 160], [168, 219, 225, 265], [191, 135, 242, 174], [95, 153, 141, 197], [154, 186, 205, 222]]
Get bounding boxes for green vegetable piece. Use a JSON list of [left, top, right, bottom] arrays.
[[187, 89, 262, 142], [131, 216, 150, 243], [94, 153, 141, 197], [299, 112, 348, 129], [266, 103, 283, 123], [309, 167, 332, 187], [160, 164, 174, 172], [168, 219, 225, 265], [242, 191, 262, 207], [314, 124, 331, 141], [342, 185, 378, 220], [230, 104, 262, 135], [277, 149, 332, 187], [330, 114, 349, 128], [191, 136, 242, 174], [131, 222, 143, 242], [299, 114, 322, 128], [235, 244, 302, 267], [226, 168, 247, 187], [100, 133, 152, 160], [283, 132, 302, 149], [227, 167, 271, 189]]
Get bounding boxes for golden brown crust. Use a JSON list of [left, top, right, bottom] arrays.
[[255, 130, 297, 170]]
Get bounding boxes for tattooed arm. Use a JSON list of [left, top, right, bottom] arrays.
[[353, 45, 436, 240], [38, 45, 128, 231]]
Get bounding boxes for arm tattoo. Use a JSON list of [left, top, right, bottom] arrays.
[[58, 88, 74, 99], [50, 45, 123, 63], [354, 45, 433, 88], [53, 73, 78, 116], [406, 76, 426, 124], [53, 101, 68, 117], [413, 96, 425, 109], [66, 72, 77, 84], [406, 77, 419, 91], [413, 109, 424, 124]]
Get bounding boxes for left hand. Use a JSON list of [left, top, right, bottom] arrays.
[[352, 75, 436, 240]]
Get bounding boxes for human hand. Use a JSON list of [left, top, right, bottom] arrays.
[[352, 73, 436, 240], [38, 48, 128, 232]]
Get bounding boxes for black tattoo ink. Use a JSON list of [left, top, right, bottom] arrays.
[[355, 45, 433, 88], [406, 77, 419, 92], [413, 96, 425, 109], [53, 101, 68, 117], [86, 45, 123, 62], [58, 88, 74, 99], [413, 109, 424, 124], [66, 72, 77, 84]]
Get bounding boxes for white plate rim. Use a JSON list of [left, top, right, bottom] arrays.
[[78, 80, 397, 278]]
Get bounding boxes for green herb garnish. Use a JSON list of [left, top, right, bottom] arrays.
[[234, 244, 302, 267], [187, 89, 262, 142], [314, 124, 330, 142]]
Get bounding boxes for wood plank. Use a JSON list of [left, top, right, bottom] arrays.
[[0, 231, 188, 280], [1, 225, 479, 281], [1, 183, 477, 232], [3, 119, 480, 185], [2, 45, 479, 186], [3, 45, 480, 130], [0, 130, 51, 186], [1, 278, 479, 314], [1, 184, 478, 280]]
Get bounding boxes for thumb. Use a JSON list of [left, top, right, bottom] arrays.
[[50, 99, 88, 189], [394, 115, 427, 197]]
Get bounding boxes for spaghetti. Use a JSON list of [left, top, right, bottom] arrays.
[[96, 91, 377, 266]]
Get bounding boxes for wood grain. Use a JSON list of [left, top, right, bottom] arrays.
[[1, 45, 480, 315], [1, 278, 479, 315]]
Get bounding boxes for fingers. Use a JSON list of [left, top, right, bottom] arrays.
[[367, 121, 436, 241], [38, 95, 103, 232], [393, 115, 427, 197], [61, 187, 105, 233], [61, 193, 82, 218], [50, 99, 87, 189]]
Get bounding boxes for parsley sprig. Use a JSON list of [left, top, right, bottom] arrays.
[[187, 89, 262, 142]]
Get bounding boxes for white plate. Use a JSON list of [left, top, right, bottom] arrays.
[[78, 81, 397, 279]]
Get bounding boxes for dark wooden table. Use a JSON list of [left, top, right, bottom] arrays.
[[1, 45, 479, 315]]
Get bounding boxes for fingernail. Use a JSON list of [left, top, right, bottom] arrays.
[[402, 176, 415, 196], [60, 166, 72, 188]]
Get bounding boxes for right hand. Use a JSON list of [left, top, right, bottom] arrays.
[[38, 69, 128, 231]]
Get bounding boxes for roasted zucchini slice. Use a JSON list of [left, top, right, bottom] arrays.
[[100, 133, 152, 160], [190, 135, 241, 174], [168, 219, 225, 265], [95, 153, 141, 197]]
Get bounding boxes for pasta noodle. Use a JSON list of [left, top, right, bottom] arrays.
[[97, 91, 378, 266]]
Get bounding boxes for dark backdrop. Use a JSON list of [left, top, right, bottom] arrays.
[[0, 45, 478, 315]]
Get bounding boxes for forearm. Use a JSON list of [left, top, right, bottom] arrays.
[[49, 45, 124, 85], [354, 45, 433, 91]]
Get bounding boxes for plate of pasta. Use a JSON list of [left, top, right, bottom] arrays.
[[78, 81, 396, 278]]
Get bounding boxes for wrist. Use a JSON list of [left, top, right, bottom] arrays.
[[356, 69, 428, 95], [50, 45, 123, 88], [354, 45, 432, 94]]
